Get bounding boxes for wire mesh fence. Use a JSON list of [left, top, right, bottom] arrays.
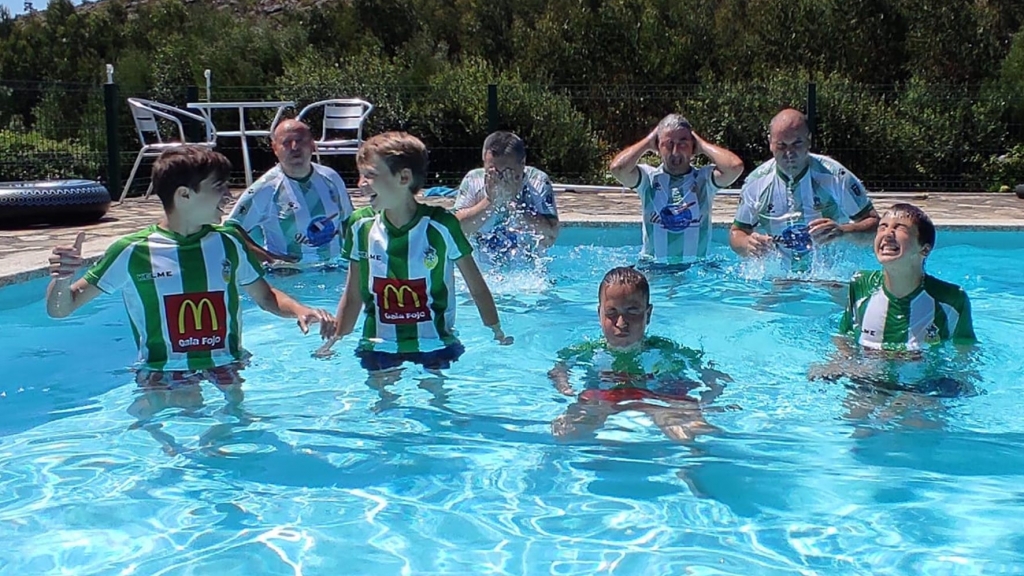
[[2, 78, 1023, 196]]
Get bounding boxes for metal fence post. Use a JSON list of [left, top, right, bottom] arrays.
[[487, 83, 498, 133], [185, 85, 200, 142], [103, 64, 121, 196], [806, 82, 817, 135]]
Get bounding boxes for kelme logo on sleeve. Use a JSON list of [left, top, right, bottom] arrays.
[[164, 291, 228, 352], [372, 278, 431, 325]]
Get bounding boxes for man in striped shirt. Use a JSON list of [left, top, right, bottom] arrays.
[[839, 203, 975, 352], [319, 132, 512, 373], [730, 108, 879, 267], [454, 131, 560, 264], [46, 146, 335, 389], [225, 120, 354, 269], [609, 114, 744, 267]]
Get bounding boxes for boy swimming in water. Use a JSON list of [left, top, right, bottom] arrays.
[[319, 132, 511, 376], [811, 203, 977, 400], [549, 266, 730, 441]]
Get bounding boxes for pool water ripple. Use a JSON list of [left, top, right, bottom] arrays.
[[1, 231, 1023, 574]]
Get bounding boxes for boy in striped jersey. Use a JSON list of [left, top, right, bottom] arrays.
[[840, 203, 975, 353], [810, 204, 977, 399], [320, 132, 511, 373], [46, 146, 335, 394], [550, 267, 730, 441]]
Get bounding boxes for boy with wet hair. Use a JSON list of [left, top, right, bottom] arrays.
[[46, 145, 335, 394], [811, 203, 978, 404], [549, 266, 730, 441], [839, 203, 975, 352], [320, 132, 511, 373]]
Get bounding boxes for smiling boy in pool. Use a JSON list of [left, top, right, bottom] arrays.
[[318, 132, 511, 380], [549, 266, 731, 441], [811, 203, 978, 404], [46, 146, 335, 410]]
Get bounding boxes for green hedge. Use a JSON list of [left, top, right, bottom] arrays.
[[0, 130, 101, 182]]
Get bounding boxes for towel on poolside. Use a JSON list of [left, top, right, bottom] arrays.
[[422, 186, 458, 197]]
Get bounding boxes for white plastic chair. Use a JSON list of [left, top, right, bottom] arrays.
[[296, 99, 373, 162], [119, 97, 217, 203]]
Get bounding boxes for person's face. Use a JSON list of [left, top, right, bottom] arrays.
[[272, 125, 314, 176], [656, 127, 695, 175], [483, 151, 525, 188], [770, 124, 811, 177], [179, 174, 232, 224], [599, 283, 652, 350], [874, 213, 929, 268], [358, 154, 410, 211]]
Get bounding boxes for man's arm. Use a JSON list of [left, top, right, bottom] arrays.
[[520, 213, 559, 247], [242, 278, 334, 336], [609, 130, 657, 188], [729, 224, 773, 257], [455, 255, 512, 344], [227, 224, 298, 264], [693, 132, 744, 188]]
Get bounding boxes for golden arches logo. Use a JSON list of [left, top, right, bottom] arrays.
[[178, 298, 219, 333], [382, 285, 420, 309]]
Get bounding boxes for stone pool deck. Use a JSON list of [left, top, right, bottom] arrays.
[[1, 188, 1021, 287]]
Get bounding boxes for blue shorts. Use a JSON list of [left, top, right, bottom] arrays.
[[356, 342, 465, 372]]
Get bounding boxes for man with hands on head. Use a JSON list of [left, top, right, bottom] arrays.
[[610, 114, 744, 266]]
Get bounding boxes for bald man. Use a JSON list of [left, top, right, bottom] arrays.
[[730, 108, 879, 266], [226, 119, 354, 267]]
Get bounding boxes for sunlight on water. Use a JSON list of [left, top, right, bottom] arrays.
[[1, 229, 1023, 574]]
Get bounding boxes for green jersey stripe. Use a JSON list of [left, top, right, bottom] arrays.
[[126, 238, 168, 369]]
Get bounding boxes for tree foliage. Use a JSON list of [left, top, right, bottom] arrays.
[[0, 0, 1022, 188]]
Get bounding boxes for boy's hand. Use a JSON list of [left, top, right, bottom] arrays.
[[294, 307, 335, 336], [489, 323, 514, 345], [49, 232, 86, 279]]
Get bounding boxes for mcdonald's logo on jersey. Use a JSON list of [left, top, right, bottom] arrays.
[[373, 277, 431, 325], [165, 291, 228, 352]]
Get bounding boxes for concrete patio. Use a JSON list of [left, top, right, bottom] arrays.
[[1, 187, 1022, 287]]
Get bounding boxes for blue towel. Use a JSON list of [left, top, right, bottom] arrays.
[[423, 186, 457, 197]]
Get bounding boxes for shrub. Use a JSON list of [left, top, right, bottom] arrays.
[[983, 144, 1024, 191], [0, 130, 101, 182]]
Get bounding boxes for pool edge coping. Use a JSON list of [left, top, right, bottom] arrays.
[[2, 218, 1022, 288]]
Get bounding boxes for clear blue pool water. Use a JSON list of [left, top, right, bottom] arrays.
[[2, 227, 1024, 575]]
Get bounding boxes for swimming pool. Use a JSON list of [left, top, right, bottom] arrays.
[[1, 227, 1023, 574]]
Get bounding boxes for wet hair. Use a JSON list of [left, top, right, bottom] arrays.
[[598, 266, 650, 306], [654, 113, 693, 148], [885, 203, 936, 249], [151, 146, 232, 212], [356, 131, 429, 193], [481, 130, 526, 164]]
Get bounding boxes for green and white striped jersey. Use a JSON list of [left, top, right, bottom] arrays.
[[225, 163, 353, 264], [558, 336, 704, 384], [343, 204, 473, 354], [839, 270, 976, 352], [83, 225, 264, 371], [734, 154, 873, 239], [635, 164, 719, 264]]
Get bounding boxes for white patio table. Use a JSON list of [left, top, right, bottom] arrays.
[[187, 101, 294, 187]]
